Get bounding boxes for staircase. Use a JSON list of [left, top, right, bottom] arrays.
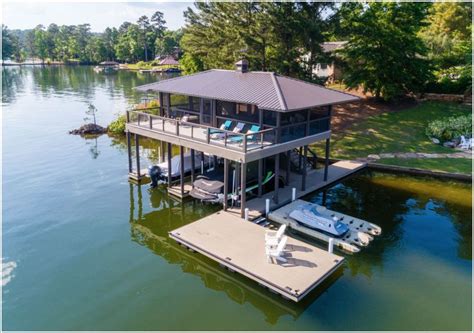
[[287, 148, 317, 174]]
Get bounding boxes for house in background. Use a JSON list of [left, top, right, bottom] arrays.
[[312, 41, 347, 83]]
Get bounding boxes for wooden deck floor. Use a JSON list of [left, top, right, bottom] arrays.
[[228, 160, 366, 220], [169, 211, 344, 302]]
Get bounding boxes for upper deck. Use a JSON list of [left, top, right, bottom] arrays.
[[126, 107, 331, 163]]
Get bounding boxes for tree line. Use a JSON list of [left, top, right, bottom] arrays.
[[2, 2, 471, 100], [2, 11, 182, 64], [180, 2, 471, 99]]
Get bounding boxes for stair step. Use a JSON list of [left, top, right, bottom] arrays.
[[254, 217, 267, 225]]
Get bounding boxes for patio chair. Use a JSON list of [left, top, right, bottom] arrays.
[[210, 120, 232, 135], [228, 125, 260, 144], [459, 135, 472, 149], [210, 122, 244, 140], [265, 236, 288, 263], [265, 224, 287, 248]]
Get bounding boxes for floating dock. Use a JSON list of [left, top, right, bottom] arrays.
[[169, 211, 344, 302], [269, 199, 382, 253]]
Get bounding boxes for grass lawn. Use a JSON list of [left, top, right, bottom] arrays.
[[314, 101, 471, 174], [376, 158, 472, 174], [126, 62, 154, 70]]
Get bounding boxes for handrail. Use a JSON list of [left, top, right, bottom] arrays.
[[126, 110, 323, 153]]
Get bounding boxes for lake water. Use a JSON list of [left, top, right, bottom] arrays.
[[2, 66, 472, 330]]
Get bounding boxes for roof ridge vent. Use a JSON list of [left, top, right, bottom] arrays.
[[235, 59, 249, 73]]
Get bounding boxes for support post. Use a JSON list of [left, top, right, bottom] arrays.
[[302, 145, 308, 191], [276, 112, 281, 143], [135, 134, 140, 178], [286, 150, 291, 185], [240, 162, 246, 218], [328, 238, 334, 253], [223, 159, 229, 210], [160, 141, 165, 163], [126, 131, 132, 173], [201, 152, 205, 174], [257, 159, 263, 197], [167, 143, 172, 187], [324, 138, 330, 181], [159, 92, 164, 116], [274, 154, 279, 204], [180, 146, 184, 195], [190, 149, 195, 186]]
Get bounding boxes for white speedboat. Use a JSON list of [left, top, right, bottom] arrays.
[[289, 204, 349, 237]]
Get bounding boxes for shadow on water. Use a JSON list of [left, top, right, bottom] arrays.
[[127, 183, 344, 325]]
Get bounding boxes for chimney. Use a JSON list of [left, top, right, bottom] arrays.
[[235, 59, 249, 73]]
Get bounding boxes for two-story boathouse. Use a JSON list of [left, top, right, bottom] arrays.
[[126, 60, 359, 218]]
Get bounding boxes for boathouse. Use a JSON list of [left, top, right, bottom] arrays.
[[127, 60, 359, 218]]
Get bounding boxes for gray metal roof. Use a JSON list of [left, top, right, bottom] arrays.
[[136, 69, 358, 112], [321, 41, 348, 53]]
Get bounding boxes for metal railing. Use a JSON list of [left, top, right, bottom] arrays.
[[127, 110, 277, 153]]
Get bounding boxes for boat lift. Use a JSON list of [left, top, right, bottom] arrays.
[[268, 199, 382, 254]]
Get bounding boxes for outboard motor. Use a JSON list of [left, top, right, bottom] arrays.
[[148, 165, 161, 188]]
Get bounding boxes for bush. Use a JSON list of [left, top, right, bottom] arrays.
[[426, 114, 472, 141], [108, 114, 126, 135], [424, 66, 472, 95]]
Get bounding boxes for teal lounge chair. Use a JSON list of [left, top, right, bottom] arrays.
[[228, 124, 260, 143], [210, 120, 232, 135]]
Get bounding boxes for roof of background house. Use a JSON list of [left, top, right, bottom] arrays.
[[135, 69, 358, 112], [321, 41, 348, 53], [158, 56, 179, 66]]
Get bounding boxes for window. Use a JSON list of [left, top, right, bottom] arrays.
[[236, 103, 257, 115], [310, 106, 330, 120]]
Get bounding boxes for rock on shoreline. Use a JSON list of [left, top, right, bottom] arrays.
[[69, 123, 108, 135]]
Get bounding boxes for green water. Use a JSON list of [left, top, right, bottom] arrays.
[[2, 66, 472, 330]]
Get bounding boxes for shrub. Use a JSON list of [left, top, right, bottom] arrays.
[[424, 66, 472, 95], [426, 114, 472, 141], [108, 114, 126, 135]]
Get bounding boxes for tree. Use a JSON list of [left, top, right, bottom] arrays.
[[155, 29, 182, 58], [180, 2, 333, 78], [2, 25, 20, 61], [419, 2, 472, 68], [33, 25, 48, 63], [338, 2, 432, 100], [137, 15, 151, 61], [151, 10, 167, 59], [84, 104, 98, 125], [115, 23, 142, 62]]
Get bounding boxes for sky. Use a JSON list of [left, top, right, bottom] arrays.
[[2, 1, 191, 31]]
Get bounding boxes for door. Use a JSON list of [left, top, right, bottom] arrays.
[[201, 98, 212, 126]]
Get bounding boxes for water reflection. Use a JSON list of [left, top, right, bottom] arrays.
[[2, 65, 175, 105], [127, 184, 343, 325], [2, 66, 28, 105], [306, 172, 472, 278]]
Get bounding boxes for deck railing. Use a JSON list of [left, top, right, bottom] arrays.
[[127, 110, 330, 153], [127, 110, 277, 153]]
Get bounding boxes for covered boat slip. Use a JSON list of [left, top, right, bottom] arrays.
[[169, 211, 344, 302]]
